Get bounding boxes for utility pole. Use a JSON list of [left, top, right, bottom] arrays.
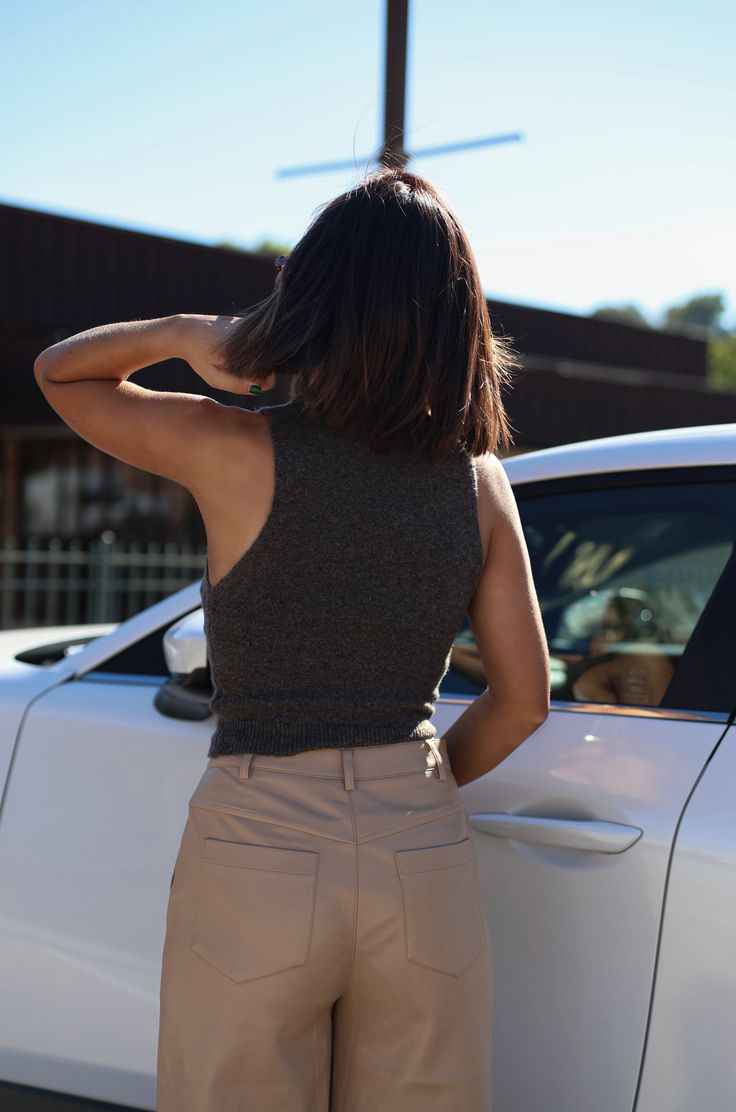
[[276, 0, 522, 179], [381, 0, 410, 169]]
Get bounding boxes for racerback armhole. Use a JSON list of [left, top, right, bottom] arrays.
[[201, 402, 289, 598]]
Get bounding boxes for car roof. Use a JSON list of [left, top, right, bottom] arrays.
[[502, 422, 736, 486]]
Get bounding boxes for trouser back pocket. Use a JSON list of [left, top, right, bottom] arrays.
[[190, 837, 319, 983], [395, 836, 486, 977]]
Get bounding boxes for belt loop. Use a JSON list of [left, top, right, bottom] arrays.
[[239, 753, 254, 780], [425, 737, 446, 781], [341, 748, 355, 791], [436, 737, 447, 781]]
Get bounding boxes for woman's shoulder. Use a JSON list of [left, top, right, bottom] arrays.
[[469, 453, 514, 568]]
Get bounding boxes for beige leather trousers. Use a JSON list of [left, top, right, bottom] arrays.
[[156, 737, 494, 1111]]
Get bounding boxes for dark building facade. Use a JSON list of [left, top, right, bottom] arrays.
[[2, 198, 734, 554]]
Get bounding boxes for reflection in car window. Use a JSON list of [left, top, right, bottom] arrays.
[[442, 479, 735, 709]]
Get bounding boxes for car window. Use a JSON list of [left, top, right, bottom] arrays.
[[441, 476, 736, 711]]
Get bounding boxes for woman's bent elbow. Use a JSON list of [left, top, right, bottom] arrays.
[[534, 703, 550, 726], [522, 702, 549, 731]]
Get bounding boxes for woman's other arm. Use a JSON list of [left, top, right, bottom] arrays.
[[443, 454, 550, 787]]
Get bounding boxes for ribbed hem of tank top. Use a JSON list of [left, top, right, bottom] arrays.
[[206, 719, 438, 757]]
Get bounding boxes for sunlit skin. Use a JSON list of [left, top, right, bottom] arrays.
[[34, 313, 278, 394], [33, 314, 279, 589]]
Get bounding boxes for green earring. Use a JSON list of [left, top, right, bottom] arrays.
[[249, 384, 263, 395]]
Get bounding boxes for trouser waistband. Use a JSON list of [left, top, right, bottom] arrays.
[[206, 737, 448, 791]]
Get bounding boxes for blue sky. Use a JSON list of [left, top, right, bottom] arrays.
[[3, 0, 734, 328]]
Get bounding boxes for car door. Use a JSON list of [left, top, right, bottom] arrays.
[[635, 609, 736, 1112], [435, 465, 736, 1112], [0, 592, 213, 1109]]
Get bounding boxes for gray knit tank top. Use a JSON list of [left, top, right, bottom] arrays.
[[200, 396, 484, 758]]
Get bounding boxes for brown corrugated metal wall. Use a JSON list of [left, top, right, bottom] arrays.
[[489, 299, 706, 379]]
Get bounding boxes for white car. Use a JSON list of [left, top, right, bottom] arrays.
[[0, 422, 734, 1111]]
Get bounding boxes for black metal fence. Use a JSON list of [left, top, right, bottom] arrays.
[[1, 534, 206, 628]]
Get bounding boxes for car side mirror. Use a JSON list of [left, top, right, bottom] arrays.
[[154, 609, 213, 721]]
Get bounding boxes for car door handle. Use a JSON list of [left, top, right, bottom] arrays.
[[468, 813, 643, 853]]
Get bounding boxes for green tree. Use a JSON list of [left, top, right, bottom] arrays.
[[707, 335, 736, 391], [658, 292, 735, 391], [589, 304, 652, 328], [662, 293, 728, 337], [251, 237, 293, 257], [213, 236, 292, 257]]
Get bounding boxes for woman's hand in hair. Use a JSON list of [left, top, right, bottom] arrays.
[[173, 314, 278, 395]]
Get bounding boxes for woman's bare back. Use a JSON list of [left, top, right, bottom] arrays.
[[192, 406, 278, 589]]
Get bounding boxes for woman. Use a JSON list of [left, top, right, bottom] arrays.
[[34, 167, 550, 1111]]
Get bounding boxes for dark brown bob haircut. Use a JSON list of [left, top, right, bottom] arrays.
[[215, 167, 522, 463]]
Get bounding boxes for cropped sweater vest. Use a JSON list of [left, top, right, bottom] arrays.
[[200, 396, 484, 757]]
